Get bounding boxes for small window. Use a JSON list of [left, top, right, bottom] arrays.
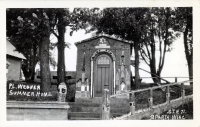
[[97, 56, 109, 64]]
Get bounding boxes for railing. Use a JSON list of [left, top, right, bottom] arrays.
[[101, 80, 193, 120], [133, 76, 193, 84]]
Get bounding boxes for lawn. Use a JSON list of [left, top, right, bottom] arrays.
[[135, 83, 193, 110]]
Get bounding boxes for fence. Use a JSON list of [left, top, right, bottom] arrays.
[[137, 76, 193, 85], [101, 80, 193, 120]]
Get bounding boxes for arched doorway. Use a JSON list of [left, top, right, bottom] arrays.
[[93, 54, 113, 97]]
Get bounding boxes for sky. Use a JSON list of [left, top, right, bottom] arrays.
[[35, 27, 189, 84]]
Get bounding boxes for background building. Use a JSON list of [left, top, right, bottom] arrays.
[[6, 40, 26, 81]]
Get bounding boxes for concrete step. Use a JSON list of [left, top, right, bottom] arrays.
[[68, 102, 101, 107], [68, 112, 101, 119], [68, 98, 130, 120], [69, 106, 129, 114], [68, 103, 129, 114], [69, 117, 101, 120], [68, 112, 129, 120], [75, 98, 102, 103], [110, 108, 130, 114], [111, 113, 128, 118], [69, 106, 101, 113]]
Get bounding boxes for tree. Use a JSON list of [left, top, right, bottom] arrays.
[[174, 7, 193, 85], [88, 8, 149, 89], [6, 9, 53, 92], [139, 7, 179, 83], [50, 8, 91, 85], [7, 8, 90, 93], [7, 9, 57, 82], [7, 9, 40, 81], [49, 9, 69, 85], [28, 9, 53, 92]]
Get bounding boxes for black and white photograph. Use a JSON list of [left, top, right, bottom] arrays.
[[1, 0, 200, 127]]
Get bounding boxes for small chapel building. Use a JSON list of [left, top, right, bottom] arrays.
[[75, 35, 133, 98]]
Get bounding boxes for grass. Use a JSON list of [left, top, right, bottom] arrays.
[[155, 101, 193, 119], [138, 83, 193, 120], [141, 101, 193, 120], [134, 83, 193, 110]]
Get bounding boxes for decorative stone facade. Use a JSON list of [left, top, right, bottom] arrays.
[[75, 35, 132, 98]]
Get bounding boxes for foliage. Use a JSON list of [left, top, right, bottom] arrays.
[[7, 9, 57, 81], [139, 7, 180, 83], [6, 8, 94, 93], [6, 9, 55, 92], [47, 8, 93, 85], [174, 7, 193, 84], [88, 8, 151, 88], [87, 7, 185, 84]]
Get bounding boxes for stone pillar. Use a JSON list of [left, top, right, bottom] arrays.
[[86, 79, 89, 91], [82, 72, 85, 82], [113, 61, 116, 94], [102, 88, 110, 120], [116, 72, 119, 93], [166, 85, 170, 104], [148, 88, 153, 108], [181, 83, 185, 106], [90, 60, 93, 97], [129, 92, 135, 115], [58, 82, 67, 102], [181, 83, 185, 99], [175, 77, 177, 82]]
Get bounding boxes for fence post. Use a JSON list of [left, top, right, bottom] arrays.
[[148, 88, 153, 108], [129, 92, 135, 115], [166, 85, 170, 105], [175, 77, 177, 82], [102, 88, 110, 120], [181, 83, 185, 99]]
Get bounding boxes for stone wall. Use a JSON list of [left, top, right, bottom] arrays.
[[7, 101, 70, 120]]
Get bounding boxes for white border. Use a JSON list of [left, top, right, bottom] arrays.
[[0, 0, 200, 127]]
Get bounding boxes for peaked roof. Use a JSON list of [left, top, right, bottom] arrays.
[[74, 35, 133, 45], [6, 40, 26, 59]]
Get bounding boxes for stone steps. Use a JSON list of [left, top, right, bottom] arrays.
[[70, 117, 102, 120], [69, 106, 129, 114], [68, 98, 130, 120], [68, 112, 101, 119], [69, 106, 101, 113]]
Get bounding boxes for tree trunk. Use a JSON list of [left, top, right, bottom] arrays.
[[39, 35, 51, 93], [57, 25, 66, 85], [149, 32, 161, 83], [183, 25, 193, 85], [150, 42, 160, 83], [134, 40, 140, 89], [188, 57, 193, 85], [31, 44, 37, 81], [21, 61, 31, 80], [150, 68, 159, 83]]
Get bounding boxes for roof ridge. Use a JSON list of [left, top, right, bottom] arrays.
[[74, 34, 133, 45], [6, 40, 26, 59]]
